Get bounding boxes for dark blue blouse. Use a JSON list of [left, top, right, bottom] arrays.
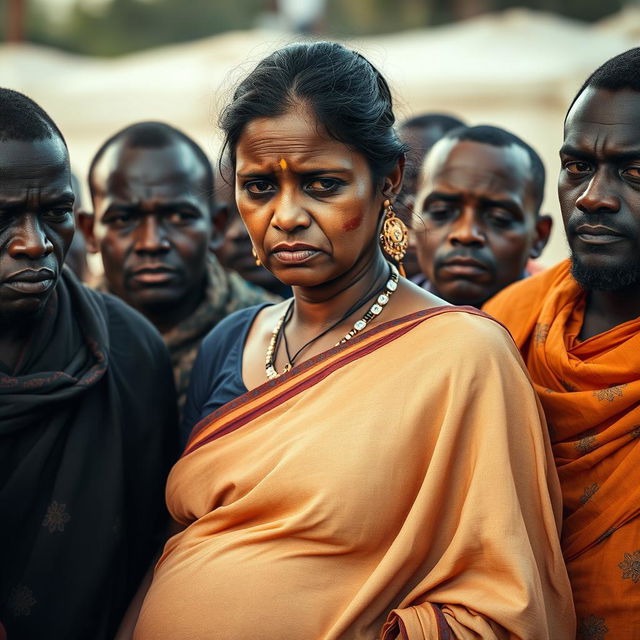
[[180, 304, 272, 446]]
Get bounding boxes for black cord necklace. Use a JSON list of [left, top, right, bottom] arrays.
[[280, 263, 393, 368]]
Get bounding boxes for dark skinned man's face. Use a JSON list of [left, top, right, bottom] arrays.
[[87, 140, 212, 316], [559, 87, 640, 291], [413, 139, 550, 307], [0, 136, 75, 326]]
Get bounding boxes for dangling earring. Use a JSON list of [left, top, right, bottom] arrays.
[[379, 199, 408, 277], [251, 246, 261, 266]]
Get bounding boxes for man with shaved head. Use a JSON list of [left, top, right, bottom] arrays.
[[413, 125, 552, 306], [0, 89, 177, 639], [485, 48, 640, 636], [83, 122, 276, 417]]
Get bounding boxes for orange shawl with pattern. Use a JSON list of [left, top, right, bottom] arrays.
[[484, 259, 640, 639], [135, 307, 574, 640]]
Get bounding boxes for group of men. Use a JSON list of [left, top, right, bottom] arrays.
[[0, 46, 639, 638]]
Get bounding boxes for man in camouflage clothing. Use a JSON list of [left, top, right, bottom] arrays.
[[82, 121, 279, 414]]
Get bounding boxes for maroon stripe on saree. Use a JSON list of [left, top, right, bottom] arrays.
[[184, 306, 492, 456], [432, 604, 454, 639]]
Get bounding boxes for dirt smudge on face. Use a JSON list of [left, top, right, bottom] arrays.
[[342, 215, 362, 232]]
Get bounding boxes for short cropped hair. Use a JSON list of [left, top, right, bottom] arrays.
[[441, 125, 545, 215], [568, 47, 640, 116], [88, 121, 213, 196], [399, 113, 465, 133], [0, 87, 67, 145]]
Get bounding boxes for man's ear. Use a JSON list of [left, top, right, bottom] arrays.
[[209, 203, 229, 251], [530, 214, 553, 259], [77, 211, 99, 253]]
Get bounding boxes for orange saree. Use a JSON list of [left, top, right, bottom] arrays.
[[134, 307, 574, 640], [484, 260, 640, 639]]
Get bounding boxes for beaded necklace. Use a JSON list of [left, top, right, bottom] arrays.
[[265, 263, 399, 380]]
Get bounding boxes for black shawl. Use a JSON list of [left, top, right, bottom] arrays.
[[0, 269, 177, 639]]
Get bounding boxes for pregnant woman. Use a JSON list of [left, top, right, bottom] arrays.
[[134, 42, 574, 639]]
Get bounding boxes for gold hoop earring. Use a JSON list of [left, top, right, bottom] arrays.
[[251, 246, 261, 266], [379, 199, 408, 276]]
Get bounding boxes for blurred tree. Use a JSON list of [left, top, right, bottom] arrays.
[[5, 0, 25, 42], [327, 0, 431, 35], [20, 0, 264, 56]]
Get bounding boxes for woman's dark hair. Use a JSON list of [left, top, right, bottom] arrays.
[[219, 41, 407, 183]]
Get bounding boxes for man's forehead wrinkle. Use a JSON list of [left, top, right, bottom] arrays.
[[438, 162, 518, 190], [105, 165, 204, 195], [0, 183, 74, 206], [564, 126, 640, 158]]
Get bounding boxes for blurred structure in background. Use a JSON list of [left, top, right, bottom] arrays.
[[2, 0, 640, 266], [2, 0, 632, 55]]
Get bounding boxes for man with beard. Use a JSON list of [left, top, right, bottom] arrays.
[[412, 125, 552, 306], [83, 122, 277, 415], [484, 48, 640, 638], [0, 89, 177, 639]]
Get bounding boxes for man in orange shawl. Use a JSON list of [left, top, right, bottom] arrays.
[[484, 48, 640, 639]]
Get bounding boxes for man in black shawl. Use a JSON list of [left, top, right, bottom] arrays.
[[0, 89, 178, 639]]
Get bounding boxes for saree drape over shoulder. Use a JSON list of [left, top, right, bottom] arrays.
[[484, 259, 640, 639], [135, 307, 574, 640]]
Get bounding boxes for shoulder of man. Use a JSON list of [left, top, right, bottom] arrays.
[[94, 289, 167, 354], [482, 259, 571, 346], [95, 289, 179, 449]]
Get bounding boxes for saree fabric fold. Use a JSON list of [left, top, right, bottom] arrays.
[[0, 269, 178, 640], [484, 259, 640, 638], [135, 307, 574, 640]]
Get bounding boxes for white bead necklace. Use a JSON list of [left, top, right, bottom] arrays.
[[265, 263, 400, 380]]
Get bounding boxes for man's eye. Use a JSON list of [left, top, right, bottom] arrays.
[[622, 166, 640, 180], [564, 161, 592, 175], [167, 211, 198, 224], [245, 180, 275, 194], [487, 210, 515, 228], [306, 178, 341, 193], [423, 203, 455, 220], [106, 212, 134, 226]]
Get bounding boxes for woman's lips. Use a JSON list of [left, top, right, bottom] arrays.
[[272, 249, 320, 264]]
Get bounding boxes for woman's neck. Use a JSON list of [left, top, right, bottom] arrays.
[[289, 251, 389, 334]]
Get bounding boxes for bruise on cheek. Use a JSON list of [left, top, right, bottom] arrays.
[[343, 214, 363, 232]]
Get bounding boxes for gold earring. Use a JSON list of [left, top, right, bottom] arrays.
[[251, 246, 261, 266], [380, 199, 408, 276]]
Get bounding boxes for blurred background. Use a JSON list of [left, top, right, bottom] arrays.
[[2, 0, 640, 264]]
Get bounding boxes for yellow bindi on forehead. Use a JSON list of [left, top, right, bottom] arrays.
[[278, 158, 288, 171]]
